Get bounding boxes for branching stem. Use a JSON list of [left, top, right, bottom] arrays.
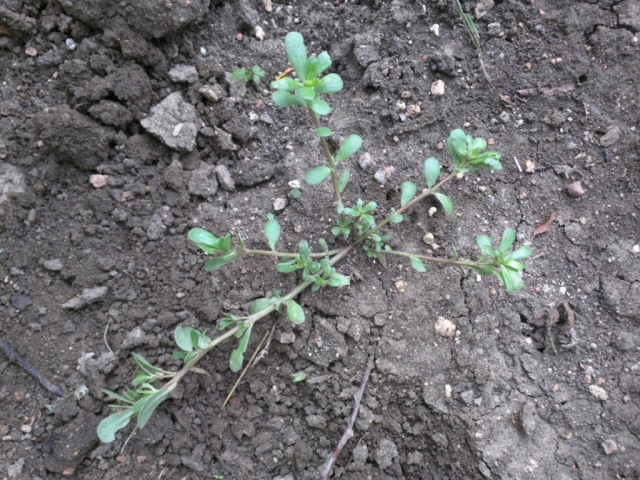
[[241, 248, 343, 259], [309, 110, 342, 204], [385, 249, 491, 269]]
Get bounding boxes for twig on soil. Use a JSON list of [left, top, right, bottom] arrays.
[[0, 339, 66, 397], [103, 323, 114, 355], [516, 84, 575, 97], [514, 157, 522, 173], [222, 324, 274, 408], [319, 359, 373, 480], [252, 323, 276, 367]]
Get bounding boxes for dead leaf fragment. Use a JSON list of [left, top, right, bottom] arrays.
[[533, 211, 558, 238]]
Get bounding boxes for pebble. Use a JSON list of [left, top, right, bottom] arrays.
[[395, 280, 407, 293], [263, 0, 273, 12], [499, 111, 511, 123], [429, 24, 440, 36], [435, 316, 456, 338], [525, 159, 536, 172], [428, 207, 437, 217], [359, 152, 374, 170], [27, 209, 36, 224], [273, 198, 287, 211], [61, 286, 108, 310], [236, 33, 243, 42], [305, 415, 327, 429], [431, 80, 445, 96], [588, 385, 608, 401], [25, 47, 37, 57], [65, 38, 76, 50], [89, 174, 108, 188], [567, 142, 577, 150], [215, 165, 235, 191], [255, 25, 266, 41], [632, 244, 639, 253], [374, 167, 394, 184], [168, 65, 199, 83], [487, 22, 503, 37], [288, 180, 301, 189], [423, 233, 435, 245], [10, 294, 32, 311], [280, 332, 295, 344], [567, 181, 585, 198], [602, 440, 617, 455], [260, 113, 274, 125], [44, 259, 63, 271], [600, 126, 621, 147], [199, 84, 224, 102], [200, 47, 207, 55], [516, 232, 525, 242]]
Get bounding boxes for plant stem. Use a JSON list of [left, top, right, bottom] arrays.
[[309, 110, 341, 204], [242, 248, 343, 259], [385, 249, 492, 269], [357, 172, 457, 243]]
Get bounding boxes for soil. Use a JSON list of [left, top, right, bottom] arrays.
[[1, 0, 639, 479]]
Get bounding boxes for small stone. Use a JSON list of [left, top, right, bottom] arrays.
[[255, 25, 266, 41], [435, 316, 456, 338], [168, 65, 199, 83], [589, 385, 608, 401], [359, 152, 374, 170], [259, 113, 274, 125], [525, 160, 536, 172], [305, 415, 327, 429], [423, 233, 435, 245], [395, 280, 407, 293], [599, 126, 621, 147], [236, 33, 243, 42], [44, 259, 63, 271], [396, 101, 406, 111], [89, 174, 108, 188], [199, 84, 225, 102], [602, 439, 617, 455], [215, 165, 235, 191], [121, 326, 148, 349], [61, 287, 108, 310], [146, 214, 166, 240], [406, 104, 421, 117], [499, 111, 511, 123], [374, 439, 398, 469], [25, 47, 37, 57], [11, 294, 32, 311], [374, 167, 394, 184], [263, 0, 273, 12], [27, 209, 36, 224], [428, 207, 437, 217], [400, 90, 411, 99], [567, 181, 585, 198], [7, 458, 25, 478], [487, 22, 503, 37], [431, 80, 445, 96], [579, 217, 587, 225], [429, 24, 440, 36], [288, 180, 301, 189], [273, 198, 287, 211], [280, 332, 296, 344], [65, 38, 76, 50], [632, 244, 639, 253]]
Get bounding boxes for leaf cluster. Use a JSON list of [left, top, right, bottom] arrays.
[[172, 326, 211, 365], [469, 228, 532, 292], [188, 228, 238, 271], [231, 65, 266, 85], [277, 240, 349, 292]]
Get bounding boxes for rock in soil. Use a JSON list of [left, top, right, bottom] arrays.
[[140, 92, 198, 152], [44, 411, 100, 474], [61, 287, 108, 310]]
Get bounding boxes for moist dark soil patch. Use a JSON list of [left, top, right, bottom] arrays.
[[1, 0, 639, 479]]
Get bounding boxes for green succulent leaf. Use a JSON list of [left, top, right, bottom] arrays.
[[390, 213, 403, 223], [299, 86, 316, 100], [410, 257, 426, 272], [305, 51, 332, 79], [498, 228, 515, 255], [400, 181, 417, 207], [277, 260, 300, 273], [505, 260, 524, 272], [219, 317, 235, 330], [289, 188, 301, 199], [298, 240, 310, 258], [174, 326, 194, 352], [264, 213, 281, 251], [190, 329, 200, 350], [447, 129, 468, 168], [97, 409, 134, 443], [314, 127, 332, 137], [499, 265, 515, 292], [204, 252, 237, 271], [188, 228, 219, 250], [469, 265, 494, 276], [307, 97, 331, 115], [285, 299, 305, 324], [475, 235, 494, 256], [284, 32, 307, 82], [509, 245, 532, 261], [335, 135, 363, 164], [305, 165, 331, 185], [138, 385, 175, 429], [315, 73, 343, 94], [338, 169, 350, 193], [218, 233, 232, 253], [270, 77, 304, 91], [424, 157, 441, 188], [327, 273, 350, 288], [434, 192, 453, 215], [103, 389, 136, 405], [250, 298, 274, 315], [230, 327, 252, 372], [271, 90, 307, 108]]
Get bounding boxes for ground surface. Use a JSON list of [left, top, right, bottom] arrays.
[[1, 0, 639, 479]]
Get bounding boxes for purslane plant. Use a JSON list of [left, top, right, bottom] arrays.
[[97, 31, 531, 446]]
